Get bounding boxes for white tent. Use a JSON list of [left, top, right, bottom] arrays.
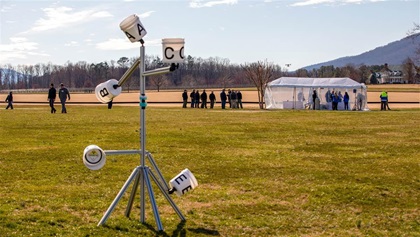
[[264, 77, 368, 110]]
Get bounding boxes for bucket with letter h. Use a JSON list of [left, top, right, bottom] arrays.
[[169, 168, 198, 196]]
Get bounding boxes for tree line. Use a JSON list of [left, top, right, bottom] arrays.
[[0, 54, 418, 92]]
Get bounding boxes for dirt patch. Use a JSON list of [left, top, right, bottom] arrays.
[[2, 88, 419, 109]]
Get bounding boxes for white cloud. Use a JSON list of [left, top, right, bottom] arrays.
[[96, 38, 140, 50], [0, 37, 38, 51], [0, 4, 15, 13], [27, 6, 112, 33], [189, 0, 238, 8], [96, 37, 161, 51], [0, 37, 49, 63], [64, 41, 79, 47], [291, 0, 334, 7], [290, 0, 385, 7], [138, 11, 155, 18]]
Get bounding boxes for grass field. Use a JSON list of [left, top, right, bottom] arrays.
[[0, 106, 419, 236]]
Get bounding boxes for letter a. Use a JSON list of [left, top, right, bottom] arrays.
[[137, 23, 145, 36], [125, 32, 136, 41]]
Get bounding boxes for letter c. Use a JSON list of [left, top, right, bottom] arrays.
[[165, 47, 175, 60]]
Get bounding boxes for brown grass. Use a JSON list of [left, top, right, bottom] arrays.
[[2, 85, 420, 109]]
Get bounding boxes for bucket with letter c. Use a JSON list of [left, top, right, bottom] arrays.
[[162, 38, 185, 64]]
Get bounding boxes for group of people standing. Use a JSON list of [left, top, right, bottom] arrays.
[[310, 89, 351, 110], [324, 90, 350, 110], [182, 88, 243, 109]]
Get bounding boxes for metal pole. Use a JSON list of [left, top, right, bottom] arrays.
[[125, 171, 141, 217], [104, 150, 141, 155], [118, 58, 141, 87], [144, 168, 164, 230], [142, 66, 171, 77], [139, 42, 146, 223], [97, 167, 140, 226]]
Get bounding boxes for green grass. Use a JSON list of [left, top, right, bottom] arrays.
[[0, 106, 419, 236]]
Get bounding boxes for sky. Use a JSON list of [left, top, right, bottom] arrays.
[[0, 0, 419, 71]]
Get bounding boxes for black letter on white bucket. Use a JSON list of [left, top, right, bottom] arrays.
[[125, 32, 136, 41], [100, 88, 109, 97], [182, 185, 192, 194], [137, 23, 146, 36], [165, 47, 175, 60], [174, 174, 187, 185], [180, 47, 184, 59]]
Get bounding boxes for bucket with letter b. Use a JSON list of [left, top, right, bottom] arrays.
[[94, 79, 121, 103]]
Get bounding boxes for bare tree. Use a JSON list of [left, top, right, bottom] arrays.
[[402, 57, 416, 83], [149, 74, 167, 91], [241, 60, 275, 109], [407, 23, 420, 65]]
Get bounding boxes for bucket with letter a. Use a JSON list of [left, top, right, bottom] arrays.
[[120, 14, 147, 42], [169, 168, 198, 196], [162, 38, 185, 64]]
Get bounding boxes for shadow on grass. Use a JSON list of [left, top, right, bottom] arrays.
[[186, 227, 220, 236]]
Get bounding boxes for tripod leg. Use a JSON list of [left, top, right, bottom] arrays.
[[125, 171, 141, 217], [149, 169, 186, 221], [140, 164, 145, 223], [98, 167, 140, 226], [143, 167, 164, 231], [147, 152, 170, 191]]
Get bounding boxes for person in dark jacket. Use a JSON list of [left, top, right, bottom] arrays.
[[182, 89, 188, 108], [48, 83, 57, 113], [190, 89, 195, 108], [312, 90, 317, 110], [209, 91, 216, 109], [227, 89, 232, 108], [237, 90, 243, 109], [332, 92, 339, 110], [5, 91, 13, 109], [200, 89, 207, 108], [230, 90, 237, 109], [220, 89, 227, 109], [58, 83, 70, 113], [343, 92, 350, 110], [194, 90, 200, 108]]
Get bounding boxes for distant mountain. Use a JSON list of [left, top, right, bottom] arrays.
[[302, 33, 420, 71], [0, 68, 24, 83]]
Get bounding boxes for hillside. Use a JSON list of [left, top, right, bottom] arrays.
[[303, 33, 420, 71]]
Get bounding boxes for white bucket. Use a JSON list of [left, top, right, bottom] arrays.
[[95, 79, 122, 103], [162, 38, 185, 64], [169, 168, 198, 196], [120, 14, 147, 42], [83, 145, 106, 170]]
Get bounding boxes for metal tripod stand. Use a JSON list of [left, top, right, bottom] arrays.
[[97, 42, 185, 230]]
